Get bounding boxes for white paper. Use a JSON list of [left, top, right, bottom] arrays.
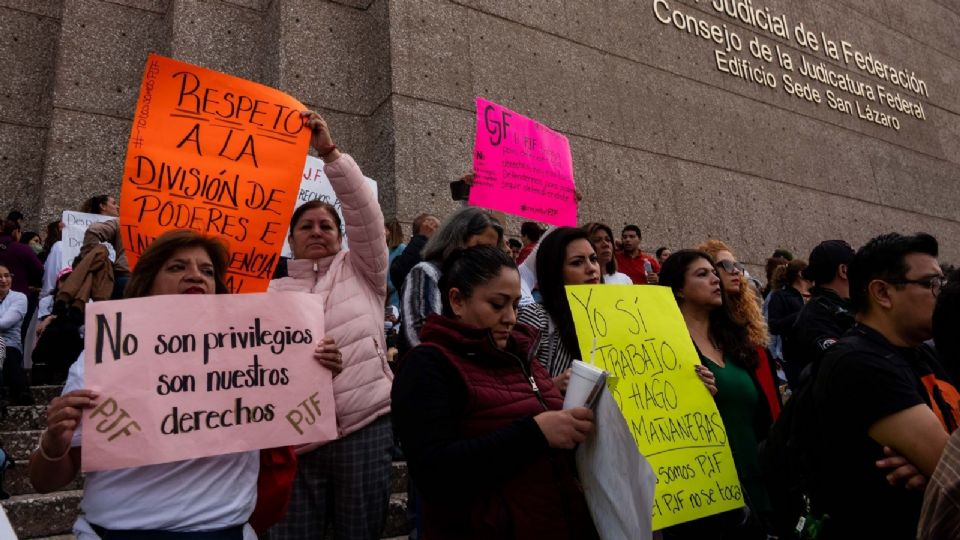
[[281, 155, 377, 257], [577, 388, 656, 540], [61, 210, 116, 268]]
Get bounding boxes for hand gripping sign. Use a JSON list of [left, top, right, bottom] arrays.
[[565, 285, 745, 529], [471, 97, 577, 227], [120, 53, 311, 293], [81, 292, 336, 472], [280, 155, 378, 257]]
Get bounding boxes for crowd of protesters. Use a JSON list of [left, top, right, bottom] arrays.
[[0, 110, 956, 540]]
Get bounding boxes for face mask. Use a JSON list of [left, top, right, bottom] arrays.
[[31, 243, 43, 255]]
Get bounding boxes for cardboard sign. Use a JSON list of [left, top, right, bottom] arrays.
[[471, 97, 577, 226], [565, 285, 745, 529], [81, 292, 336, 472], [280, 155, 378, 257], [120, 53, 311, 293], [61, 211, 116, 268]]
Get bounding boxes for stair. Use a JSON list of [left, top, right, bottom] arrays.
[[0, 386, 413, 539]]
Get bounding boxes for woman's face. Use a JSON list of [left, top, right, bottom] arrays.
[[465, 226, 500, 249], [28, 236, 43, 254], [450, 267, 521, 349], [658, 249, 672, 264], [290, 207, 342, 260], [149, 247, 217, 296], [563, 239, 601, 286], [100, 197, 120, 217], [0, 265, 11, 296], [589, 229, 614, 267], [680, 258, 722, 309], [714, 250, 743, 296]]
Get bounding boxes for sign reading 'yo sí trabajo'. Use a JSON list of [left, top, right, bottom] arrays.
[[566, 285, 745, 529]]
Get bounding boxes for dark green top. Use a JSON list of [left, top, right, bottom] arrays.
[[705, 354, 772, 514]]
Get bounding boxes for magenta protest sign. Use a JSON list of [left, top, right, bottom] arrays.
[[81, 292, 336, 472], [471, 97, 577, 226]]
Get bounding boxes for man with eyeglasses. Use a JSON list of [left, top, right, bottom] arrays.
[[782, 240, 856, 389], [809, 232, 958, 540]]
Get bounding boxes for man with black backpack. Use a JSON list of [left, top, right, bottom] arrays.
[[806, 233, 957, 539], [781, 240, 856, 389]]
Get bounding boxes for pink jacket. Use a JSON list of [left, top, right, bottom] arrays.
[[270, 153, 392, 444]]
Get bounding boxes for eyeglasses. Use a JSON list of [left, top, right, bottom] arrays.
[[715, 260, 745, 274], [886, 275, 946, 297]]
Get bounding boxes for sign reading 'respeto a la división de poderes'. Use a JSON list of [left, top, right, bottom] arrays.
[[119, 53, 311, 294]]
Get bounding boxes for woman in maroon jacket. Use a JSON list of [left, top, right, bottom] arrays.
[[391, 246, 598, 540]]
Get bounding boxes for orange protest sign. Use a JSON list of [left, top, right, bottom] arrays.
[[120, 53, 311, 293]]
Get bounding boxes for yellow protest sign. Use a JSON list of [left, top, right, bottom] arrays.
[[565, 285, 745, 529]]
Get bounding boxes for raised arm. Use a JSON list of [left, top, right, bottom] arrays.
[[303, 110, 386, 296]]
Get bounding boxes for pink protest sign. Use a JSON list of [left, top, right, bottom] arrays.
[[471, 97, 577, 226], [81, 292, 336, 472]]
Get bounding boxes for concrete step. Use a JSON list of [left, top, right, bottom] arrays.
[[0, 459, 409, 537], [3, 463, 83, 497], [1, 491, 410, 539], [0, 490, 81, 538], [30, 386, 64, 405], [0, 406, 46, 433], [391, 461, 407, 494], [382, 492, 411, 539], [2, 430, 42, 461]]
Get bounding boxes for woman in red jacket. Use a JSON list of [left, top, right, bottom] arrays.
[[391, 246, 597, 539]]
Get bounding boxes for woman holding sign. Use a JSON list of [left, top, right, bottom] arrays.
[[659, 249, 777, 539], [269, 112, 395, 540], [517, 227, 602, 393], [392, 246, 597, 539], [29, 230, 261, 540]]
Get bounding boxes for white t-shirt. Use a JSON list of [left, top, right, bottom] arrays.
[[63, 355, 259, 539], [40, 240, 64, 299], [603, 272, 633, 285]]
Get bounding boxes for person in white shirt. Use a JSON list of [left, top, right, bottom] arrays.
[[29, 231, 259, 540], [585, 223, 632, 285]]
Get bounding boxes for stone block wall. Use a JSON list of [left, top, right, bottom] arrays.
[[1, 0, 957, 266]]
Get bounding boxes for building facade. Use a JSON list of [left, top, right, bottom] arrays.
[[2, 0, 958, 267]]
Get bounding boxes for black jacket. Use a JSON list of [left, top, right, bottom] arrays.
[[389, 234, 428, 296], [782, 286, 854, 389], [767, 286, 805, 337]]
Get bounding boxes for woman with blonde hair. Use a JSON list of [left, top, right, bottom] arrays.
[[697, 240, 781, 424], [697, 240, 769, 350]]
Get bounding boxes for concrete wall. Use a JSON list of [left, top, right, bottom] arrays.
[[2, 0, 958, 268]]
